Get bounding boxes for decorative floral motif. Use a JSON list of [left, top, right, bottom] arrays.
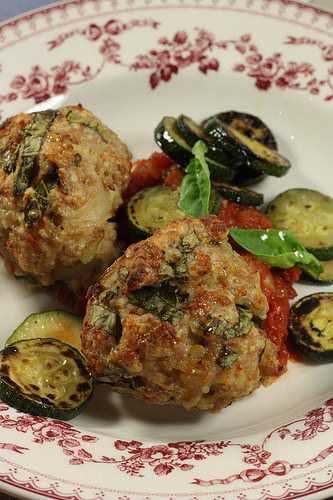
[[1, 398, 333, 484], [2, 19, 333, 119], [2, 1, 333, 499]]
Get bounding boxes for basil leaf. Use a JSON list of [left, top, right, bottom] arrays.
[[229, 228, 323, 278], [178, 140, 211, 217]]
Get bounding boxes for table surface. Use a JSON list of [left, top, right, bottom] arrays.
[[0, 0, 332, 498]]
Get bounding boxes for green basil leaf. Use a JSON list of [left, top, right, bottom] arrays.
[[178, 140, 211, 218], [229, 228, 323, 278]]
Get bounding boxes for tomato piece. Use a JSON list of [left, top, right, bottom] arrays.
[[124, 152, 175, 200], [163, 165, 184, 188], [218, 200, 273, 229]]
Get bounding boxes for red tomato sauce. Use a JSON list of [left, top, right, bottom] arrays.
[[217, 200, 300, 372], [126, 154, 300, 373], [123, 152, 182, 200]]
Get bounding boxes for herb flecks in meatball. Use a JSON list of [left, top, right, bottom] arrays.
[[0, 105, 131, 288], [82, 216, 277, 412]]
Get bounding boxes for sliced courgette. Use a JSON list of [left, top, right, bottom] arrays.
[[154, 116, 193, 167], [203, 115, 267, 185], [126, 185, 186, 239], [203, 117, 246, 165], [175, 114, 236, 172], [124, 185, 223, 239], [5, 310, 82, 352], [233, 166, 266, 187], [176, 114, 210, 147], [206, 118, 290, 177], [202, 110, 278, 150], [289, 293, 333, 361], [267, 189, 333, 261], [304, 259, 333, 283], [0, 338, 93, 420], [154, 117, 235, 182], [212, 181, 263, 206]]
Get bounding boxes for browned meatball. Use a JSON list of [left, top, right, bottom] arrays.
[[82, 216, 279, 412], [0, 105, 131, 289]]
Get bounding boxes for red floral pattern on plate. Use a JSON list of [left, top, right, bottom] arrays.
[[1, 18, 333, 119], [1, 397, 333, 485], [1, 1, 333, 499]]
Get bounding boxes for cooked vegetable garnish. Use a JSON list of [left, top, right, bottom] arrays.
[[202, 110, 278, 150], [179, 141, 210, 217], [289, 293, 333, 361], [212, 181, 263, 206], [125, 185, 186, 239], [179, 141, 211, 217], [205, 118, 290, 177], [233, 165, 266, 187], [175, 114, 235, 169], [14, 110, 58, 196], [5, 310, 83, 352], [154, 116, 193, 166], [176, 114, 211, 147], [229, 228, 323, 277], [1, 144, 19, 174], [154, 116, 235, 182], [267, 189, 333, 261], [0, 338, 93, 420], [316, 260, 333, 283]]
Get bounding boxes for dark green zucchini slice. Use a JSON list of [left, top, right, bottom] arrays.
[[175, 114, 236, 172], [0, 338, 93, 420], [154, 116, 193, 167], [289, 293, 333, 361], [267, 189, 333, 261], [176, 114, 211, 147], [233, 166, 266, 187], [304, 259, 333, 284], [126, 185, 186, 239], [203, 117, 247, 165], [212, 181, 263, 206], [5, 310, 83, 352], [203, 116, 266, 185], [202, 110, 278, 150], [207, 119, 290, 177], [154, 116, 236, 182]]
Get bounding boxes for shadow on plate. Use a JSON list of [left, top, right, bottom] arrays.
[[119, 392, 204, 426], [83, 383, 122, 423], [85, 383, 204, 426]]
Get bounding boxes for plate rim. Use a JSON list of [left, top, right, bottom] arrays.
[[1, 0, 333, 499]]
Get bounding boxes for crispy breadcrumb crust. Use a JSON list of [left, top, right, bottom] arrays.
[[82, 216, 279, 412]]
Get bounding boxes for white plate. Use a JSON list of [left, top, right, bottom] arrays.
[[1, 0, 333, 499]]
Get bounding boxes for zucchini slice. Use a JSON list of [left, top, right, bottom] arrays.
[[267, 189, 333, 261], [176, 114, 211, 147], [202, 110, 278, 150], [203, 117, 247, 164], [305, 259, 333, 284], [154, 116, 193, 167], [289, 293, 333, 361], [203, 115, 267, 185], [175, 114, 236, 172], [233, 166, 266, 187], [0, 338, 93, 420], [5, 310, 83, 352], [208, 119, 290, 177], [154, 116, 235, 182], [124, 185, 224, 239], [126, 185, 186, 239], [212, 181, 264, 206]]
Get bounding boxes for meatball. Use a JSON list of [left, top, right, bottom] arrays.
[[0, 105, 131, 288], [82, 216, 279, 412]]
